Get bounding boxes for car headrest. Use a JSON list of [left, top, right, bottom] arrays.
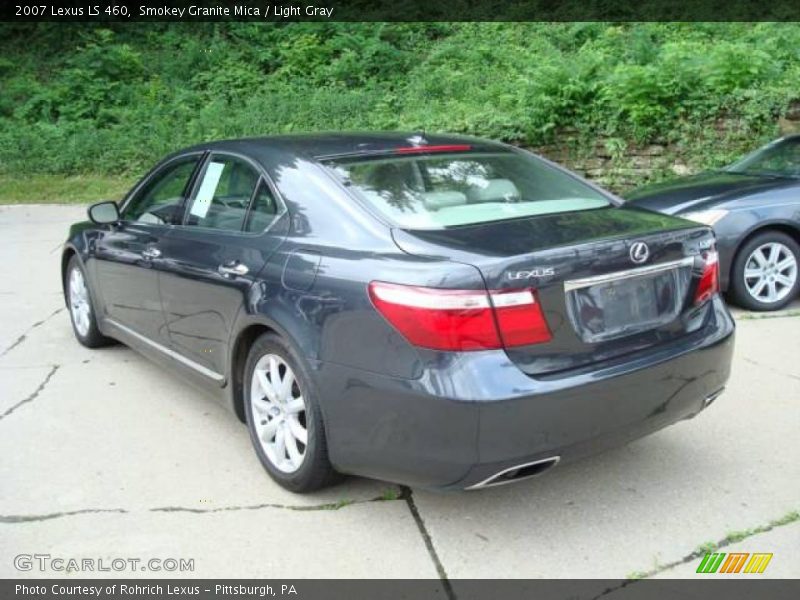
[[466, 179, 521, 203], [421, 191, 468, 211]]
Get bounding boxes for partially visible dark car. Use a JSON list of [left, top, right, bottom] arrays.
[[62, 133, 734, 492], [627, 136, 800, 311]]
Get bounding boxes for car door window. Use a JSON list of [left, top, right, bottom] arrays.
[[124, 157, 200, 225], [185, 156, 260, 232], [244, 179, 281, 233]]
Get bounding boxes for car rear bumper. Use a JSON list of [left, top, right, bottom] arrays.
[[316, 296, 735, 489]]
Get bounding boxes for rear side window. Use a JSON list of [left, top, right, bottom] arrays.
[[245, 180, 280, 233], [185, 156, 260, 232], [327, 151, 610, 229]]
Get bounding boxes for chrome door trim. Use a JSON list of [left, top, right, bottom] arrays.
[[564, 257, 695, 292], [218, 262, 249, 277], [105, 318, 225, 382]]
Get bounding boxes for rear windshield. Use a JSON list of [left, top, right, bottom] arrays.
[[326, 151, 611, 229]]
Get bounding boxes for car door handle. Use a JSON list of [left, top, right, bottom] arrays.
[[142, 247, 162, 259], [218, 262, 249, 277]]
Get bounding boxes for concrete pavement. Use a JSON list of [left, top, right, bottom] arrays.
[[0, 204, 797, 582]]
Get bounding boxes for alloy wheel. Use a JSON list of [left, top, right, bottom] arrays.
[[69, 267, 92, 337], [743, 242, 798, 304], [250, 354, 308, 473]]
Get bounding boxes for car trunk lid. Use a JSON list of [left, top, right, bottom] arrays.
[[392, 206, 717, 375]]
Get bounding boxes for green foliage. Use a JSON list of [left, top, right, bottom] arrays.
[[695, 541, 718, 555], [380, 488, 401, 501], [0, 173, 133, 204], [0, 22, 798, 180]]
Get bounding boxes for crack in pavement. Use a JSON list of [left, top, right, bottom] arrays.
[[743, 357, 800, 382], [0, 508, 127, 524], [149, 493, 402, 514], [0, 307, 64, 357], [0, 364, 60, 421], [4, 481, 451, 594], [735, 309, 800, 321], [6, 490, 456, 591], [401, 486, 456, 600], [590, 509, 800, 598], [0, 493, 406, 524]]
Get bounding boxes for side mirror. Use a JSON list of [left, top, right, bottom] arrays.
[[88, 201, 120, 225]]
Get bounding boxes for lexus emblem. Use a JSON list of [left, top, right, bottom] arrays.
[[629, 241, 650, 264]]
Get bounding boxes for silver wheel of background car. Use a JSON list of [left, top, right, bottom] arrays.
[[743, 242, 798, 304], [68, 266, 92, 337], [250, 353, 308, 473]]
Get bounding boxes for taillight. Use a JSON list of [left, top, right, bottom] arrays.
[[490, 289, 552, 347], [694, 250, 720, 305], [368, 282, 551, 351]]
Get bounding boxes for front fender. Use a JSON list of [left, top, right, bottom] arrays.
[[61, 222, 106, 312]]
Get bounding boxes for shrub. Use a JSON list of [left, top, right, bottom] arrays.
[[0, 22, 798, 179]]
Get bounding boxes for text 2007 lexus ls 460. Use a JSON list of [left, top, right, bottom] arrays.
[[61, 133, 734, 492]]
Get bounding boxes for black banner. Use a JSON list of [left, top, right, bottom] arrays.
[[2, 0, 800, 22], [3, 580, 800, 600]]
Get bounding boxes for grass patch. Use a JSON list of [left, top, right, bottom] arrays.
[[724, 510, 800, 541], [380, 488, 401, 501], [703, 510, 799, 555], [695, 541, 717, 555], [771, 509, 800, 526], [628, 509, 799, 580], [0, 174, 134, 205]]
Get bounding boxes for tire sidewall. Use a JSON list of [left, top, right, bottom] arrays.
[[243, 332, 332, 492], [66, 256, 105, 347], [731, 232, 800, 311]]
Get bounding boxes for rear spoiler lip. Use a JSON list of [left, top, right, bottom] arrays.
[[314, 145, 508, 162]]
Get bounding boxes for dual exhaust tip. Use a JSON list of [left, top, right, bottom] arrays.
[[703, 388, 725, 409], [467, 456, 561, 490], [467, 389, 725, 490]]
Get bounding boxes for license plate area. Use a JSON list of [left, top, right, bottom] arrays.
[[565, 266, 689, 344]]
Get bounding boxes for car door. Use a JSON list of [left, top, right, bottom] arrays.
[[93, 153, 202, 345], [157, 152, 289, 376]]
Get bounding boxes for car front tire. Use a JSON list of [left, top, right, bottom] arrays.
[[729, 231, 800, 311], [65, 255, 113, 348], [244, 332, 338, 492]]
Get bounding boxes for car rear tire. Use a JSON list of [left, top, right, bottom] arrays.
[[244, 332, 339, 492], [66, 255, 114, 348], [729, 231, 800, 311]]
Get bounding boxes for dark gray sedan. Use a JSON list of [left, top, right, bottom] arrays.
[[62, 133, 734, 492], [627, 136, 800, 311]]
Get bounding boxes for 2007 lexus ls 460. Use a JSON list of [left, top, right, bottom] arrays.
[[62, 133, 735, 492]]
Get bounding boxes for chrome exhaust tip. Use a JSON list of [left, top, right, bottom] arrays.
[[703, 387, 725, 409], [466, 456, 561, 490]]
